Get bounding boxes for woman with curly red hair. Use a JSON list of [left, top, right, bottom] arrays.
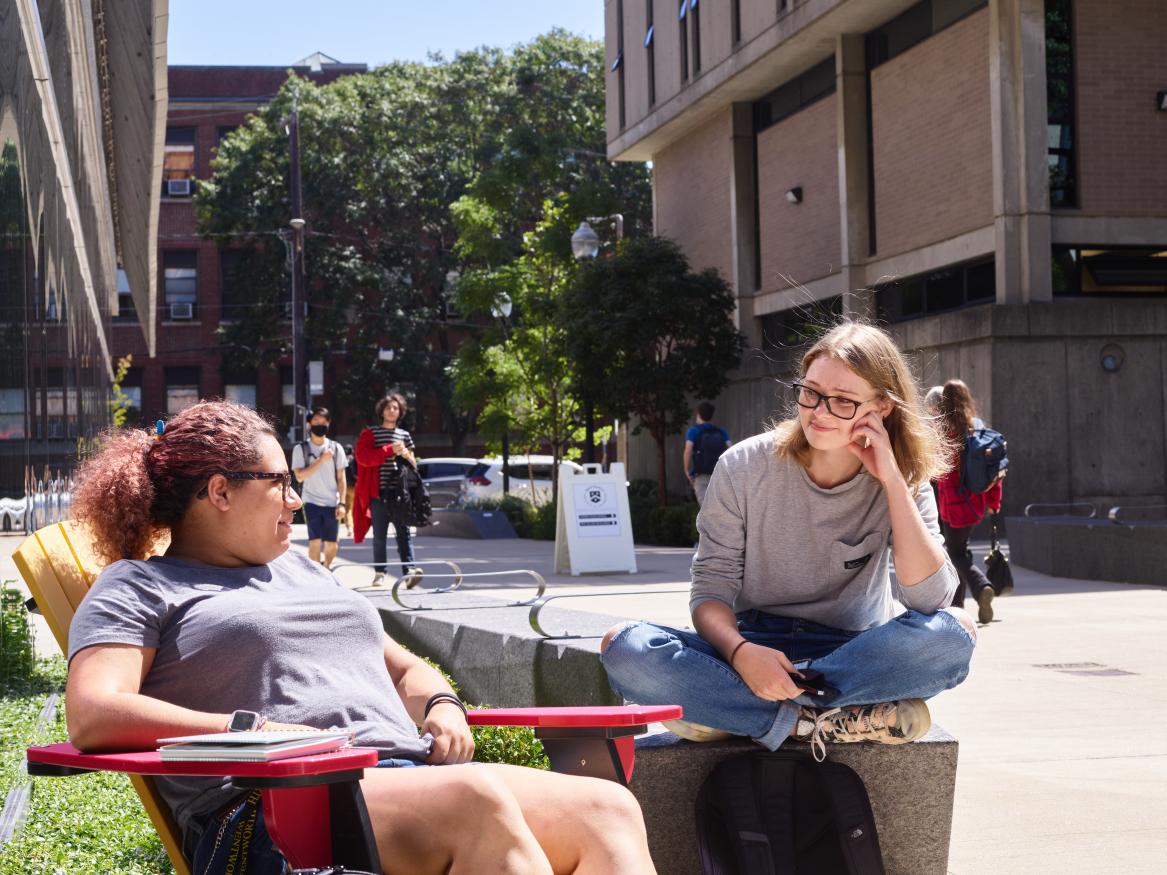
[[66, 400, 656, 875]]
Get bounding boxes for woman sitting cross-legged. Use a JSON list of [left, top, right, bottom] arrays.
[[601, 321, 977, 761], [66, 400, 656, 875]]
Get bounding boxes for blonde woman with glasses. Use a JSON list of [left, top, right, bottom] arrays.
[[601, 321, 976, 760]]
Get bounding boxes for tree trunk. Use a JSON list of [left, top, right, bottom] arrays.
[[654, 429, 668, 507]]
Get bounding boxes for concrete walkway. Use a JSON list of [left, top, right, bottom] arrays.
[[4, 526, 1164, 873]]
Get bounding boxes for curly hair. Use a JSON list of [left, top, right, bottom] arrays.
[[71, 401, 278, 563], [772, 321, 955, 489], [374, 392, 408, 422]]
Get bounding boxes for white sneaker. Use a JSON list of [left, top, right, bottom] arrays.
[[370, 571, 386, 588], [662, 718, 734, 743], [794, 698, 931, 762]]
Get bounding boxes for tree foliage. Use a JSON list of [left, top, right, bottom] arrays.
[[562, 237, 745, 503], [197, 31, 650, 449]]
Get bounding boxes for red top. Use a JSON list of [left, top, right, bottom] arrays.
[[467, 705, 682, 727], [935, 430, 1003, 529], [26, 742, 378, 777], [351, 427, 395, 544]]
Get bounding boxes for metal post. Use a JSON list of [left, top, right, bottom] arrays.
[[502, 429, 510, 495], [288, 101, 307, 445]]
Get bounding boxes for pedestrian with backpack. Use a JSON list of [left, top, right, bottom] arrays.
[[291, 406, 347, 570], [935, 379, 1005, 624], [685, 402, 731, 505], [601, 321, 975, 762]]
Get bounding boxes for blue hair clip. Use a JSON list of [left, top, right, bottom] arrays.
[[155, 419, 165, 440]]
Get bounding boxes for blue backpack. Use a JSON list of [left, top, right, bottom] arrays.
[[960, 427, 1008, 494], [693, 424, 729, 476]]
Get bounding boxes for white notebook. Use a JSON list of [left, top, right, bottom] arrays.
[[156, 730, 352, 762]]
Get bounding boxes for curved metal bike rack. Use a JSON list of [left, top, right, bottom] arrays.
[[333, 560, 464, 593], [387, 569, 547, 611], [1107, 504, 1167, 525], [1023, 502, 1097, 518], [528, 588, 690, 639]]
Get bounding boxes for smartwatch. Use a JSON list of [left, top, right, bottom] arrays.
[[227, 709, 265, 732]]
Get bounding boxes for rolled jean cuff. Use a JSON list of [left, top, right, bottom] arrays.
[[755, 699, 801, 751]]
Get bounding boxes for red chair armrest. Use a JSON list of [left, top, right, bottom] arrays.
[[466, 704, 681, 728]]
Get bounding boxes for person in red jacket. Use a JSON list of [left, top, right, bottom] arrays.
[[353, 392, 421, 587], [935, 379, 1002, 624]]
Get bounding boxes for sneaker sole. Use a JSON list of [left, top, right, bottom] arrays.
[[889, 698, 931, 743], [977, 587, 995, 624], [662, 719, 733, 743]]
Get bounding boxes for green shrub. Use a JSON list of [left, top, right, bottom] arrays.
[[0, 585, 35, 688], [627, 478, 659, 543], [529, 500, 557, 540], [648, 502, 699, 546]]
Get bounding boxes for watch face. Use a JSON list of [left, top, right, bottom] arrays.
[[229, 710, 261, 732]]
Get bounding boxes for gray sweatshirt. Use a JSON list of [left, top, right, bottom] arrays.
[[691, 431, 958, 631]]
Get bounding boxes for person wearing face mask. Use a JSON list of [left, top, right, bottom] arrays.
[[291, 406, 347, 569]]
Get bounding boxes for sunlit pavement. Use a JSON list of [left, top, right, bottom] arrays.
[[6, 525, 1163, 873]]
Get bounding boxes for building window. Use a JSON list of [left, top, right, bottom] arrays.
[[1045, 0, 1076, 207], [45, 287, 60, 322], [118, 367, 143, 426], [0, 388, 25, 441], [645, 1, 656, 107], [165, 367, 200, 415], [875, 258, 996, 322], [225, 382, 258, 409], [1052, 247, 1167, 296], [216, 126, 238, 149], [163, 127, 196, 198], [163, 251, 198, 321], [752, 58, 836, 134], [678, 0, 689, 82], [613, 0, 626, 130], [115, 268, 137, 322], [865, 0, 986, 70], [760, 296, 844, 352], [731, 0, 742, 45], [690, 0, 701, 75]]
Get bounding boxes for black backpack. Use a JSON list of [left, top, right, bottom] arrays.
[[693, 424, 729, 476], [696, 751, 886, 875], [386, 457, 432, 528], [959, 426, 1008, 495]]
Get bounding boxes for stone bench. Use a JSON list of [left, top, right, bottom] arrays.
[[370, 589, 958, 875]]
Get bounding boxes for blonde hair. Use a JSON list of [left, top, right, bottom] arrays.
[[773, 321, 953, 489]]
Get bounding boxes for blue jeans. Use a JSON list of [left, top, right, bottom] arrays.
[[370, 497, 415, 574], [601, 609, 974, 750]]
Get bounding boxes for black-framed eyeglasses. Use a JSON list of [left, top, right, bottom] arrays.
[[790, 381, 879, 421], [219, 470, 294, 501]]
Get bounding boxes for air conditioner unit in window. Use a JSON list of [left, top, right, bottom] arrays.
[[167, 178, 192, 198], [169, 302, 194, 320]]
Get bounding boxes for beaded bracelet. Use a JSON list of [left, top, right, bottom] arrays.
[[728, 639, 750, 668], [424, 692, 467, 719]]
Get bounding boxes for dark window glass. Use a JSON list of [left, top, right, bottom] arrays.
[[1051, 246, 1079, 295], [753, 58, 837, 134], [646, 1, 656, 106], [731, 0, 741, 44], [925, 269, 964, 314], [759, 297, 844, 351], [691, 0, 701, 75], [1045, 0, 1076, 206], [965, 261, 996, 301], [163, 251, 198, 318], [679, 0, 689, 82], [219, 249, 244, 320], [876, 258, 995, 322], [616, 0, 626, 129], [866, 1, 987, 70]]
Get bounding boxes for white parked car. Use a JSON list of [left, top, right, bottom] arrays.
[[460, 455, 584, 505], [415, 457, 480, 508]]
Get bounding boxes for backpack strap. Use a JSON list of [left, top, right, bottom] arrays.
[[812, 760, 887, 875], [695, 754, 786, 875]]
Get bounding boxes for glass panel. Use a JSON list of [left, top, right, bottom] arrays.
[[926, 269, 964, 313], [167, 386, 199, 415], [225, 384, 257, 408]]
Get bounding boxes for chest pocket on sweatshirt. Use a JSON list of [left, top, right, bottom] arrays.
[[827, 531, 886, 591]]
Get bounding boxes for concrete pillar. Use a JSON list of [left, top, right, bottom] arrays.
[[989, 0, 1052, 304], [729, 102, 762, 348], [835, 34, 873, 318]]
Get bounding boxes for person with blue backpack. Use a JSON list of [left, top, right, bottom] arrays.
[[601, 321, 976, 762], [935, 379, 1006, 624], [684, 402, 731, 504]]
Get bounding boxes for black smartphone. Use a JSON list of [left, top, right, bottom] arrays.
[[792, 668, 836, 697]]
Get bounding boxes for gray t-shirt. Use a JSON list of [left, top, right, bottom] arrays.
[[291, 439, 347, 506], [691, 431, 958, 631], [68, 549, 430, 834]]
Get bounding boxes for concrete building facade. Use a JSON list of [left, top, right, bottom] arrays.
[[0, 0, 164, 510], [605, 0, 1167, 513]]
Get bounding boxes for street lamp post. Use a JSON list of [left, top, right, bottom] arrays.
[[491, 293, 513, 496], [287, 97, 308, 445], [570, 217, 623, 465]]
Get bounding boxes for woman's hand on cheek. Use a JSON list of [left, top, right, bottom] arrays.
[[847, 412, 899, 486]]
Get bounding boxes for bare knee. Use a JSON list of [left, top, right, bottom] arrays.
[[601, 622, 635, 654], [943, 606, 977, 642]]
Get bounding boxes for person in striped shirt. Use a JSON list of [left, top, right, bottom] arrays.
[[353, 392, 421, 586]]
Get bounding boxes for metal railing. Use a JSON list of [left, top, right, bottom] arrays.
[[334, 561, 546, 611], [528, 588, 691, 639], [1107, 504, 1167, 525], [1023, 503, 1097, 518]]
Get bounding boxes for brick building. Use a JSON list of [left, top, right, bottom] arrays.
[[110, 57, 367, 444], [605, 0, 1167, 513]]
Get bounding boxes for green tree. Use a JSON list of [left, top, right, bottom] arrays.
[[109, 354, 134, 429], [450, 200, 585, 503], [562, 237, 745, 504]]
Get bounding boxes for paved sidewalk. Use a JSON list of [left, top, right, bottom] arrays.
[[4, 526, 1164, 873]]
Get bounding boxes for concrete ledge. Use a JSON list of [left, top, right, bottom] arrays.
[[1007, 515, 1167, 585], [373, 591, 957, 873], [632, 727, 957, 875], [415, 509, 518, 539]]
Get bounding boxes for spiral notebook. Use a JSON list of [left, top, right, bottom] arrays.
[[156, 730, 353, 762]]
